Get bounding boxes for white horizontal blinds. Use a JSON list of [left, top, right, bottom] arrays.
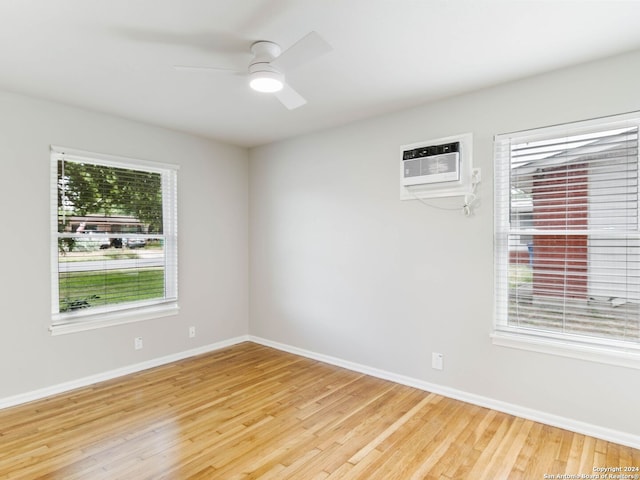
[[493, 137, 512, 338], [55, 154, 177, 319], [495, 115, 640, 347], [510, 127, 638, 231], [162, 168, 178, 301]]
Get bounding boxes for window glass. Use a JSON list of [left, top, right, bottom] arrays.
[[51, 147, 178, 332], [494, 114, 640, 355]]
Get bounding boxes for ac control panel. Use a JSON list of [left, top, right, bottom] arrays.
[[402, 141, 460, 186]]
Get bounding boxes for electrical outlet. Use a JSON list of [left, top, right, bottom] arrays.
[[134, 337, 143, 350], [188, 326, 196, 338], [432, 352, 443, 370]]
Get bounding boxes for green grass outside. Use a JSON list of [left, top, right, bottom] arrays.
[[59, 268, 165, 312], [59, 251, 141, 262], [508, 264, 532, 290]]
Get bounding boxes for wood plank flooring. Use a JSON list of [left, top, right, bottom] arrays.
[[0, 342, 638, 479]]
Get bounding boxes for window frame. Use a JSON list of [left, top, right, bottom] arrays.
[[50, 146, 179, 335], [493, 112, 640, 369]]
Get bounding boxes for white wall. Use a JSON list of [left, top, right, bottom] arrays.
[[249, 50, 640, 440], [0, 91, 249, 398], [2, 49, 639, 444]]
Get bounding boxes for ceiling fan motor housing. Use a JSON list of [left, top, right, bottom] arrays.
[[250, 41, 282, 61], [249, 41, 285, 92]]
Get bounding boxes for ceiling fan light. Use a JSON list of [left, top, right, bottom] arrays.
[[249, 70, 284, 93]]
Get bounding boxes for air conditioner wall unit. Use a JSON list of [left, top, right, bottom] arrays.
[[400, 133, 473, 200]]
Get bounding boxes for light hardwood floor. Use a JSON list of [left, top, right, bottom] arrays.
[[0, 342, 638, 479]]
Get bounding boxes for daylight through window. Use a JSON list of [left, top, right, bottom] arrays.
[[51, 147, 178, 333], [494, 113, 640, 361]]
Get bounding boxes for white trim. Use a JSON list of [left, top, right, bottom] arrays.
[[0, 335, 249, 411], [50, 302, 180, 335], [491, 331, 640, 370], [50, 155, 61, 316], [496, 110, 640, 144], [249, 336, 640, 450], [51, 145, 179, 172]]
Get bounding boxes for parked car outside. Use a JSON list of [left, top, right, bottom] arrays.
[[125, 238, 146, 248], [75, 231, 111, 250]]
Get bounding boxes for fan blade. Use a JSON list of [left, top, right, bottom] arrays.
[[271, 31, 332, 72], [174, 65, 242, 74], [275, 83, 307, 110]]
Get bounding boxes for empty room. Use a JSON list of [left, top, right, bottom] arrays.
[[1, 1, 639, 478]]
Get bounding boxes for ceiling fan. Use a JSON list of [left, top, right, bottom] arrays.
[[174, 31, 332, 110]]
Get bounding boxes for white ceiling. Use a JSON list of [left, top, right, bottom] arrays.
[[2, 0, 640, 147]]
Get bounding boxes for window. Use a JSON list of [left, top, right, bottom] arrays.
[[494, 112, 640, 366], [51, 146, 178, 334]]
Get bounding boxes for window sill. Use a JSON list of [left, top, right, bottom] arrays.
[[491, 330, 640, 370], [50, 302, 179, 335]]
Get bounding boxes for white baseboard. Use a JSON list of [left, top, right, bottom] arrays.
[[249, 335, 640, 450], [3, 334, 637, 450], [0, 335, 250, 410]]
